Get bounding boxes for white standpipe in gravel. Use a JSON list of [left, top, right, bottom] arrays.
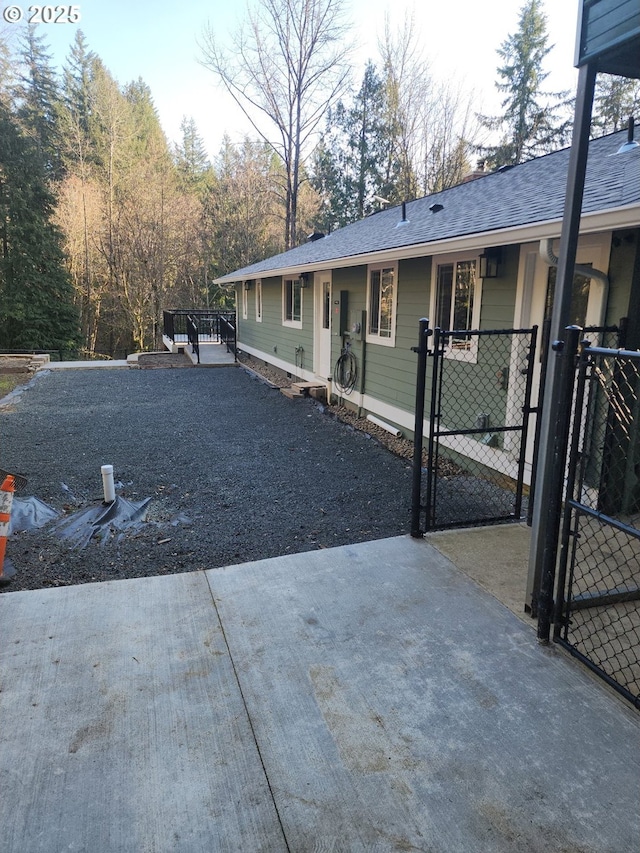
[[101, 465, 116, 504]]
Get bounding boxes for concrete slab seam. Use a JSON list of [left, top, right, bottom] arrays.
[[203, 570, 292, 853]]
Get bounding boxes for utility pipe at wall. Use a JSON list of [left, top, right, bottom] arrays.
[[539, 238, 609, 326], [367, 414, 402, 437]]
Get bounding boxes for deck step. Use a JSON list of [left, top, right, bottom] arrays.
[[280, 387, 305, 400], [281, 381, 328, 402], [291, 381, 326, 391], [309, 386, 327, 403]]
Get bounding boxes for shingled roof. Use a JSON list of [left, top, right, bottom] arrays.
[[215, 129, 640, 284]]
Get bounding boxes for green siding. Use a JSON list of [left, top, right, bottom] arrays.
[[328, 267, 366, 386], [232, 244, 533, 442], [479, 246, 519, 329], [237, 276, 314, 373], [362, 257, 431, 414], [230, 230, 639, 467], [362, 252, 520, 432], [235, 251, 522, 438]]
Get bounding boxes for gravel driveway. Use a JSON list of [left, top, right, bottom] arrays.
[[0, 367, 413, 591]]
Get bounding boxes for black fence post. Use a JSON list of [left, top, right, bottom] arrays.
[[553, 339, 591, 640], [163, 310, 173, 343], [411, 318, 430, 538], [514, 325, 538, 521], [536, 325, 582, 642], [617, 316, 629, 349]]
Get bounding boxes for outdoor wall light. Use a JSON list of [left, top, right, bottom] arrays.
[[243, 281, 252, 291], [299, 273, 309, 288], [479, 248, 502, 278]]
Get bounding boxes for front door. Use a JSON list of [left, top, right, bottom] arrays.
[[314, 271, 332, 380]]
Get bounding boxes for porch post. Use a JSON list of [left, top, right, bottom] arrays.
[[526, 62, 597, 623]]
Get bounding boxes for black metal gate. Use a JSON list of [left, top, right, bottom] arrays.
[[411, 321, 538, 534], [554, 340, 640, 708]]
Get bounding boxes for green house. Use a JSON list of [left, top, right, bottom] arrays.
[[216, 128, 640, 485]]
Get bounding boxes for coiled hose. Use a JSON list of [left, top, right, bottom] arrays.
[[333, 345, 358, 395]]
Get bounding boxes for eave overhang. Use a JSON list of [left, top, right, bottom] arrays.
[[215, 202, 640, 286]]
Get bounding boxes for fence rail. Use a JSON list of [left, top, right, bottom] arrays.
[[553, 338, 640, 709]]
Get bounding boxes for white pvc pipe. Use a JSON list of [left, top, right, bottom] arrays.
[[539, 238, 610, 326], [539, 238, 609, 288], [101, 465, 116, 504], [366, 414, 402, 438]]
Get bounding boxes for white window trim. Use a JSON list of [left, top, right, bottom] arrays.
[[255, 279, 263, 323], [242, 284, 249, 320], [282, 277, 303, 329], [429, 251, 483, 363], [366, 261, 398, 347]]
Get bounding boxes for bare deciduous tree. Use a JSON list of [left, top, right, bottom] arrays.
[[379, 13, 478, 198], [200, 0, 351, 248]]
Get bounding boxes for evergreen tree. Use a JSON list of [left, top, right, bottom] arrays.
[[174, 116, 211, 192], [206, 136, 282, 277], [124, 78, 169, 161], [60, 30, 96, 163], [57, 32, 106, 352], [15, 26, 65, 180], [311, 63, 399, 230], [0, 34, 15, 107], [378, 18, 421, 202], [479, 0, 571, 167], [592, 74, 640, 136], [0, 103, 79, 351], [310, 124, 350, 233]]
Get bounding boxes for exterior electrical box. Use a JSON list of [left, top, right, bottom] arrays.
[[333, 290, 349, 336], [349, 309, 366, 342]]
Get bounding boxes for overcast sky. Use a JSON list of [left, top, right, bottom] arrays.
[[2, 0, 582, 159]]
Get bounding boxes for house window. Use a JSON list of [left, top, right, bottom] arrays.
[[256, 279, 262, 322], [367, 264, 397, 346], [433, 256, 481, 360], [283, 278, 302, 327]]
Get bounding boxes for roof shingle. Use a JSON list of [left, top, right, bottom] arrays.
[[216, 130, 640, 283]]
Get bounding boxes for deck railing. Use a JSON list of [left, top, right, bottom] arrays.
[[186, 315, 200, 363], [219, 316, 237, 357], [163, 310, 236, 350]]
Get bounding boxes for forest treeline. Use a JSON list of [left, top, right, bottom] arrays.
[[1, 28, 287, 356], [1, 0, 638, 357]]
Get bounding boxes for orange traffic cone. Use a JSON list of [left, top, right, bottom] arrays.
[[0, 474, 17, 586]]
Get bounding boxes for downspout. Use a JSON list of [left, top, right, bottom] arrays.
[[539, 239, 609, 326]]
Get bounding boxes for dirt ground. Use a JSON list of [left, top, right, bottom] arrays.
[[0, 358, 32, 399]]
